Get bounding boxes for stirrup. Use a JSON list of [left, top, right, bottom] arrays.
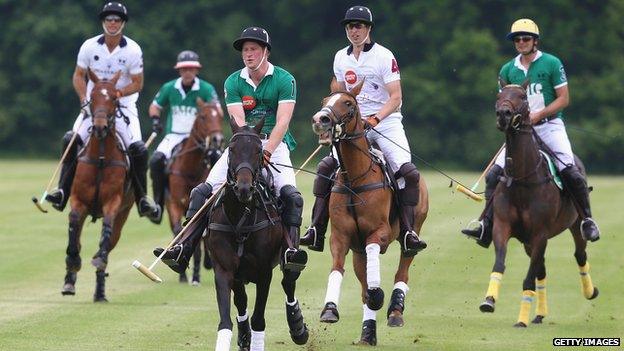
[[401, 230, 426, 257], [580, 218, 600, 242], [461, 219, 484, 240], [153, 244, 187, 273], [283, 248, 307, 272]]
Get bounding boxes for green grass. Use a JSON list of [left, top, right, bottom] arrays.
[[0, 159, 622, 350]]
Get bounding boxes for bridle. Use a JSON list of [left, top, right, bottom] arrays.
[[321, 91, 365, 141], [496, 85, 530, 133], [226, 131, 263, 190]]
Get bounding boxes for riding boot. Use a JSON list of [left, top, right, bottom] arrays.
[[300, 156, 336, 252], [129, 141, 161, 223], [280, 185, 308, 272], [149, 152, 167, 224], [396, 163, 427, 257], [153, 183, 213, 273], [46, 131, 82, 211], [560, 166, 600, 242], [461, 164, 503, 248]]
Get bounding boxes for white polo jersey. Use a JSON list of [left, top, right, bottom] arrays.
[[333, 42, 402, 117], [77, 34, 143, 105]]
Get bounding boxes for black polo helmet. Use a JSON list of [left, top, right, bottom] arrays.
[[174, 50, 202, 69], [99, 2, 128, 22], [233, 27, 272, 51], [340, 6, 373, 27]]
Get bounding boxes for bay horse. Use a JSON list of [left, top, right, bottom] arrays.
[[480, 81, 598, 327], [208, 119, 308, 351], [311, 83, 428, 346], [165, 97, 224, 284], [61, 70, 134, 302]]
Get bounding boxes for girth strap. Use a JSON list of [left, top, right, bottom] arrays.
[[331, 182, 386, 194]]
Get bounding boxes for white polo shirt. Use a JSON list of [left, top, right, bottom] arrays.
[[333, 42, 402, 118], [77, 34, 143, 105]]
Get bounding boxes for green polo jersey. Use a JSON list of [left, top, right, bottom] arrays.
[[224, 63, 297, 150], [499, 51, 568, 119], [153, 78, 219, 134]]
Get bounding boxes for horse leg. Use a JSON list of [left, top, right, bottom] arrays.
[[480, 221, 511, 313], [515, 237, 547, 327], [320, 233, 349, 323], [203, 235, 213, 269], [282, 268, 308, 345], [353, 252, 377, 346], [521, 243, 548, 324], [62, 206, 87, 296], [387, 255, 414, 327], [233, 279, 250, 351], [249, 272, 271, 351], [92, 214, 115, 302], [191, 243, 201, 286], [571, 221, 599, 300], [213, 263, 234, 351]]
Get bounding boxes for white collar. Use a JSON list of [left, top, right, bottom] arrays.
[[240, 63, 274, 89], [174, 77, 200, 98], [514, 50, 542, 73]]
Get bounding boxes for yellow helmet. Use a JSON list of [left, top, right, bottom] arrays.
[[506, 18, 540, 40]]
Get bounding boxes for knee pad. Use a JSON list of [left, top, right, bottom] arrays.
[[313, 156, 337, 197], [280, 185, 304, 227], [62, 131, 82, 162], [395, 163, 420, 206], [128, 141, 147, 158], [561, 166, 586, 189], [149, 152, 166, 171], [484, 164, 504, 199], [186, 182, 213, 218]]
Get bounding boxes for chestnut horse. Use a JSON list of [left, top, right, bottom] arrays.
[[311, 84, 428, 345], [62, 70, 134, 302], [165, 98, 224, 284], [208, 119, 308, 351], [480, 81, 598, 326]]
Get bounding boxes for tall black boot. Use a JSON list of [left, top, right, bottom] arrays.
[[461, 164, 503, 248], [396, 163, 427, 257], [560, 166, 600, 242], [300, 156, 336, 252], [281, 185, 307, 272], [129, 141, 161, 222], [149, 151, 167, 224], [153, 183, 213, 273], [46, 131, 82, 211]]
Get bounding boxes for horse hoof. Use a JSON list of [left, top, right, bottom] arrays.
[[588, 287, 599, 300], [514, 321, 527, 328], [320, 302, 339, 323], [357, 319, 377, 346], [366, 287, 384, 311], [93, 296, 108, 303], [479, 296, 495, 313], [61, 284, 76, 296], [179, 272, 188, 283], [290, 324, 309, 345], [532, 315, 545, 324], [237, 319, 251, 350], [387, 311, 404, 327], [90, 257, 107, 270], [191, 280, 200, 287]]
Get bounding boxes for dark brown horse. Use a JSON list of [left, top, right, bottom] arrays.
[[311, 84, 429, 345], [61, 70, 134, 302], [480, 81, 598, 326], [208, 119, 308, 351], [165, 98, 224, 284]]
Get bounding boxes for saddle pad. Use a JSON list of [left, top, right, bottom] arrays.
[[539, 150, 563, 190]]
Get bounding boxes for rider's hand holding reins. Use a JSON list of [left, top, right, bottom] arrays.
[[364, 115, 380, 129], [151, 116, 163, 134], [262, 149, 272, 167]]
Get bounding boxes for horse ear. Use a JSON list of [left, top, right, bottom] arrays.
[[498, 76, 508, 89], [229, 117, 240, 134], [349, 78, 365, 96], [87, 69, 99, 83], [196, 97, 205, 108], [329, 77, 341, 93], [521, 79, 530, 91], [253, 117, 265, 135], [110, 70, 122, 86]]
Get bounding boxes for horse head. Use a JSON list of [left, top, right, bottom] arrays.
[[194, 97, 225, 163], [227, 117, 265, 203], [87, 69, 121, 140], [496, 79, 530, 133], [312, 79, 365, 145]]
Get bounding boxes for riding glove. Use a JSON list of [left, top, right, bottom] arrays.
[[151, 116, 163, 134]]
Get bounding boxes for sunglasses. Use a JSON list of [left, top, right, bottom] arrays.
[[104, 15, 122, 23], [346, 22, 366, 30], [513, 36, 534, 43]]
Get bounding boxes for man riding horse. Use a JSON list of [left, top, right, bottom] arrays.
[[154, 27, 308, 274], [46, 1, 160, 222], [461, 18, 600, 247]]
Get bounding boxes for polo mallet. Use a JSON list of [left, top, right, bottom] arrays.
[[144, 131, 157, 148], [456, 143, 505, 202], [31, 116, 86, 213], [295, 145, 323, 176], [132, 183, 225, 283]]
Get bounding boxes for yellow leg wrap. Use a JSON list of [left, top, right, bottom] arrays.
[[485, 272, 503, 300], [517, 290, 535, 326], [579, 263, 595, 299], [535, 278, 547, 316]]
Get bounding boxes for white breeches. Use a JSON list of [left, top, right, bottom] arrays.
[[155, 133, 188, 159], [72, 103, 142, 147]]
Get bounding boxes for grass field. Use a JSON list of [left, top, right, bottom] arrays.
[[0, 159, 622, 350]]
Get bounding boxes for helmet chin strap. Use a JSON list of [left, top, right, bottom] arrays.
[[102, 21, 125, 36], [345, 28, 370, 47], [249, 48, 267, 72]]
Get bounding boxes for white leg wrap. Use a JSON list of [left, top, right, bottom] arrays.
[[363, 303, 377, 321], [215, 328, 232, 351], [365, 243, 381, 288], [236, 310, 248, 322], [324, 270, 344, 304], [250, 329, 265, 351], [394, 281, 409, 294]]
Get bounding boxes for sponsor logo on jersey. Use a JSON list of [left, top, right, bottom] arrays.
[[242, 95, 256, 110], [345, 70, 357, 84], [559, 66, 567, 82], [391, 59, 400, 73]]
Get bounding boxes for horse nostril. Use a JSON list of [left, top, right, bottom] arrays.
[[320, 115, 331, 125]]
